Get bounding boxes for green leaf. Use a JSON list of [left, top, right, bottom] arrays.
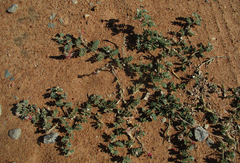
[[180, 29, 185, 36], [124, 56, 134, 63], [91, 40, 100, 52], [55, 100, 63, 107], [122, 156, 132, 163], [161, 82, 167, 88], [124, 140, 134, 148], [186, 17, 193, 26], [52, 108, 58, 117], [59, 33, 64, 38], [64, 102, 72, 108], [65, 149, 74, 156], [75, 37, 81, 48], [96, 53, 105, 61], [130, 148, 143, 157], [79, 48, 87, 56], [75, 123, 83, 130], [187, 155, 194, 161], [114, 141, 124, 148], [110, 49, 119, 58]]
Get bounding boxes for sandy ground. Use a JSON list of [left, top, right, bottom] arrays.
[[0, 0, 239, 162]]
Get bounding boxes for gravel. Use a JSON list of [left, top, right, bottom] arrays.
[[194, 126, 209, 142], [4, 69, 11, 78], [43, 133, 58, 144], [8, 128, 21, 140], [48, 23, 56, 28], [7, 4, 18, 13], [49, 13, 56, 20]]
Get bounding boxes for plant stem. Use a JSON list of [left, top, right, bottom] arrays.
[[197, 56, 227, 70], [111, 65, 126, 104], [122, 33, 126, 57], [46, 123, 58, 134], [78, 30, 88, 47]]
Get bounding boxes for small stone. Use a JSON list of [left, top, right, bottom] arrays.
[[204, 124, 209, 130], [5, 69, 11, 78], [59, 18, 64, 24], [205, 0, 209, 3], [143, 92, 150, 101], [49, 13, 56, 20], [212, 37, 216, 40], [48, 23, 56, 28], [10, 76, 15, 81], [161, 117, 166, 123], [7, 4, 18, 13], [194, 126, 209, 142], [43, 133, 58, 144], [14, 95, 18, 100], [89, 3, 93, 6], [8, 128, 21, 140], [72, 0, 78, 4], [91, 6, 98, 11], [206, 138, 214, 147], [97, 1, 101, 4], [84, 14, 90, 19]]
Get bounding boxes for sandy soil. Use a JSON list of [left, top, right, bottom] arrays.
[[0, 0, 239, 163]]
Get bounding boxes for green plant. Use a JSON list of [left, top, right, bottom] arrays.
[[13, 8, 239, 163]]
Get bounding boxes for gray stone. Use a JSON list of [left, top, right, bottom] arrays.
[[8, 128, 21, 140], [194, 126, 209, 142], [49, 13, 56, 20], [206, 138, 214, 147], [89, 3, 93, 6], [43, 133, 58, 144], [7, 4, 18, 13], [72, 0, 78, 4], [10, 76, 15, 81], [58, 18, 64, 24], [14, 95, 18, 100], [97, 1, 101, 4], [4, 69, 11, 78], [48, 23, 56, 29]]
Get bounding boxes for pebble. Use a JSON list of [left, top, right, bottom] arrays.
[[72, 0, 78, 4], [204, 124, 209, 130], [161, 117, 166, 123], [14, 95, 19, 100], [97, 1, 101, 4], [48, 23, 56, 28], [89, 3, 93, 6], [43, 133, 58, 144], [59, 18, 64, 24], [49, 13, 56, 20], [143, 92, 150, 101], [10, 76, 15, 81], [8, 128, 21, 140], [84, 14, 90, 19], [4, 69, 11, 78], [206, 138, 214, 147], [7, 4, 18, 13], [194, 126, 209, 142]]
